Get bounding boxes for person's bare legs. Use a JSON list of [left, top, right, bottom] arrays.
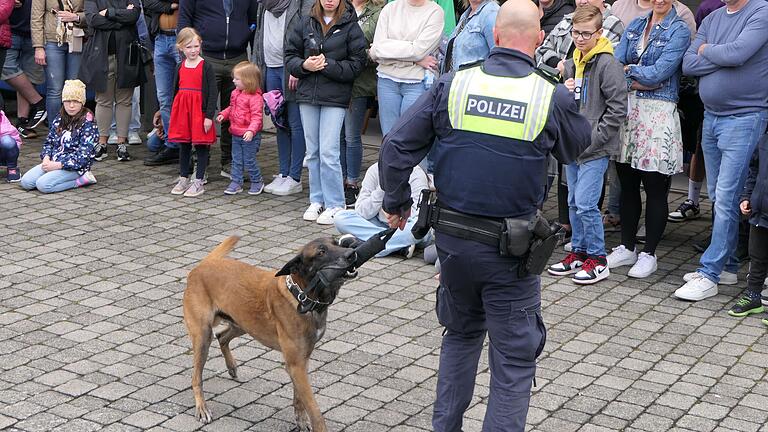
[[6, 74, 43, 119]]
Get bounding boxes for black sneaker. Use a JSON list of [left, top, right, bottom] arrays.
[[27, 101, 48, 129], [728, 292, 764, 317], [344, 184, 360, 208], [144, 147, 179, 166], [668, 199, 700, 222], [16, 119, 37, 139], [116, 144, 131, 161], [92, 143, 108, 161]]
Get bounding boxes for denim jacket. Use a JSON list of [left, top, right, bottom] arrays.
[[440, 0, 499, 73], [615, 7, 690, 103]]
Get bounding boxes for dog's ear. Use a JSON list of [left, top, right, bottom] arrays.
[[276, 254, 302, 276]]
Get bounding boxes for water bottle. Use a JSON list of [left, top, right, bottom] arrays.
[[424, 70, 435, 88], [308, 33, 321, 56]]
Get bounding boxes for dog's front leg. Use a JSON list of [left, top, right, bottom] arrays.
[[283, 348, 326, 432]]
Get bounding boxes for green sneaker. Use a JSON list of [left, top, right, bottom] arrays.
[[728, 293, 764, 317], [763, 317, 768, 326]]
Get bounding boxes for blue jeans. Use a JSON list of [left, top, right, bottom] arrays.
[[266, 66, 305, 180], [299, 104, 346, 209], [0, 135, 18, 167], [340, 96, 369, 183], [231, 134, 263, 185], [607, 161, 621, 215], [20, 165, 81, 193], [43, 42, 81, 125], [146, 132, 164, 152], [698, 110, 768, 282], [377, 77, 427, 135], [154, 34, 179, 150], [334, 210, 431, 256], [566, 158, 609, 256]]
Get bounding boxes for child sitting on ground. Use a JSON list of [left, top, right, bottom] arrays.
[[729, 133, 768, 323], [0, 109, 22, 182], [217, 61, 265, 195], [547, 5, 627, 285], [19, 80, 98, 193]]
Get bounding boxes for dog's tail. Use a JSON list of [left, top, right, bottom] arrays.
[[204, 236, 240, 261]]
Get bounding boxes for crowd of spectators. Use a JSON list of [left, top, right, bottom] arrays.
[[0, 0, 767, 317]]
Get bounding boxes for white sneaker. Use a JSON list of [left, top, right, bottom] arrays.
[[628, 252, 657, 278], [303, 203, 324, 221], [683, 270, 737, 285], [316, 207, 343, 225], [303, 154, 309, 168], [107, 131, 118, 144], [128, 131, 142, 145], [273, 176, 302, 196], [674, 276, 718, 301], [264, 175, 286, 194], [607, 245, 637, 268], [563, 241, 572, 252]]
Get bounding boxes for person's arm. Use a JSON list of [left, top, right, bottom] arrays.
[[535, 26, 561, 68], [144, 0, 174, 14], [682, 19, 719, 76], [625, 24, 690, 87], [701, 12, 768, 67], [0, 0, 14, 22], [85, 0, 122, 30], [40, 123, 58, 160], [177, 0, 193, 30], [248, 0, 259, 27], [614, 27, 630, 65], [284, 18, 311, 79], [219, 105, 231, 121], [203, 62, 218, 119], [369, 8, 443, 62], [742, 144, 760, 202], [30, 0, 46, 48], [106, 0, 140, 24], [603, 16, 625, 47], [320, 24, 367, 82], [379, 79, 441, 215], [355, 166, 385, 220], [482, 7, 497, 51], [549, 86, 592, 164], [594, 58, 628, 152], [247, 93, 264, 133]]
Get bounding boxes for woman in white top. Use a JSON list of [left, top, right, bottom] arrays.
[[369, 0, 443, 135]]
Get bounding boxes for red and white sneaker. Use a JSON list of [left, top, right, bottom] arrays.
[[548, 252, 587, 276], [572, 256, 610, 285]]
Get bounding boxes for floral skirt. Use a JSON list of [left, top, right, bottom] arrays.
[[619, 94, 683, 175]]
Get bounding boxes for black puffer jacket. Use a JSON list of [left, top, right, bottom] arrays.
[[743, 133, 768, 229], [284, 0, 367, 108]]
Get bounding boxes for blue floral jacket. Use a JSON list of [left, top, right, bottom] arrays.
[[40, 112, 98, 175], [615, 7, 690, 103]]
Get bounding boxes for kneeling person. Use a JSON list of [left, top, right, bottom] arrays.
[[334, 162, 431, 257]]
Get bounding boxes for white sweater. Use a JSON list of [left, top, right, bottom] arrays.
[[369, 0, 444, 81], [355, 163, 429, 223]]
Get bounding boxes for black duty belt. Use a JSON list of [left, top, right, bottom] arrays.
[[432, 206, 504, 247], [158, 29, 176, 36]]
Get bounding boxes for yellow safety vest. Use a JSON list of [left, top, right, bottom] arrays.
[[448, 66, 556, 142]]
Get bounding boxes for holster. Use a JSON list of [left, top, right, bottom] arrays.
[[411, 189, 436, 240], [521, 212, 565, 276]]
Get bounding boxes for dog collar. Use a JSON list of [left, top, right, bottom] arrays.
[[286, 274, 330, 313]]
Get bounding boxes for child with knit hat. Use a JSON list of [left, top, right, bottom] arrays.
[[20, 80, 99, 193]]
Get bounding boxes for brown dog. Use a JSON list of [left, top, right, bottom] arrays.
[[183, 235, 357, 431]]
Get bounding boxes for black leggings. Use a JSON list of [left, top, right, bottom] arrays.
[[747, 225, 768, 294], [615, 162, 671, 255], [179, 144, 210, 180]]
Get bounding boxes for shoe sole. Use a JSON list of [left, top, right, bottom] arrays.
[[608, 258, 637, 269], [171, 189, 188, 195], [224, 190, 243, 195], [248, 187, 264, 195], [728, 306, 764, 317], [272, 188, 302, 196], [572, 269, 610, 285], [303, 215, 320, 221], [683, 273, 738, 285], [316, 219, 335, 225], [93, 154, 107, 161], [674, 288, 718, 301], [117, 156, 131, 161], [27, 112, 48, 129], [184, 190, 204, 197], [628, 265, 657, 278]]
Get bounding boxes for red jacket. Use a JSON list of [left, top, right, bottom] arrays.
[[0, 0, 14, 49], [220, 89, 264, 137]]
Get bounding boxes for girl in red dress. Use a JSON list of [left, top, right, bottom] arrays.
[[168, 27, 218, 197]]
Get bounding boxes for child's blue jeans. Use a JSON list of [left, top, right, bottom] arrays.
[[0, 135, 18, 167], [231, 133, 263, 185]]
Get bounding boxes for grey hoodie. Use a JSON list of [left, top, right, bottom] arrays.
[[564, 52, 627, 164]]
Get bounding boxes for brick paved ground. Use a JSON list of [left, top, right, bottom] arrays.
[[1, 132, 767, 432]]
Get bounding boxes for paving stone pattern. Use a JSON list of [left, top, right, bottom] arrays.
[[1, 134, 767, 432]]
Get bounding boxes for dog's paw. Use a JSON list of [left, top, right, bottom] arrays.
[[195, 404, 213, 423], [227, 367, 238, 380]]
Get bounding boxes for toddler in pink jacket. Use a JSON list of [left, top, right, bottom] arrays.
[[216, 61, 265, 195], [0, 110, 23, 182]]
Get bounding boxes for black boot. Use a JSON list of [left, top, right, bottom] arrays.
[[144, 147, 180, 166]]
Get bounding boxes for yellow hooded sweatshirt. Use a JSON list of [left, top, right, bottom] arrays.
[[573, 36, 614, 80]]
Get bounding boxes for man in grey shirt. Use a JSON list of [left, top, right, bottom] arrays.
[[676, 0, 768, 303]]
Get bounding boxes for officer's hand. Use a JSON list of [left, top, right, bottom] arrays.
[[384, 209, 411, 230]]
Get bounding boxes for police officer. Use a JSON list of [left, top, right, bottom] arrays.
[[378, 0, 592, 430]]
